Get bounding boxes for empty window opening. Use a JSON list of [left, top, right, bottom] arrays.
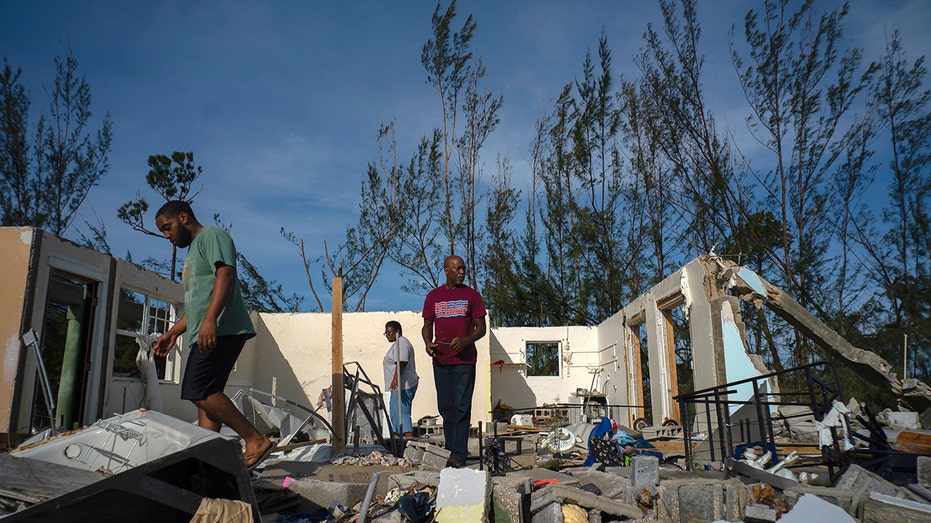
[[114, 289, 178, 381], [525, 341, 560, 377]]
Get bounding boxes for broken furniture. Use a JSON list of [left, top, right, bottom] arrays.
[[342, 361, 403, 457], [232, 387, 335, 448]]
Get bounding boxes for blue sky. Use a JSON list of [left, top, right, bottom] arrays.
[[2, 1, 930, 312]]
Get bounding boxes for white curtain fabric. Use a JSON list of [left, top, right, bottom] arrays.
[[134, 333, 164, 412]]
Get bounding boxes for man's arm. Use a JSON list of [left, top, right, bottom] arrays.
[[153, 314, 187, 357], [450, 316, 486, 352], [422, 318, 437, 357], [198, 263, 236, 351]]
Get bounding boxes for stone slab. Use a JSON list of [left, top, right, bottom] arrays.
[[389, 470, 441, 489], [782, 485, 857, 514], [286, 478, 369, 510], [780, 493, 855, 523], [564, 467, 631, 499], [744, 502, 777, 523], [862, 492, 931, 523], [530, 484, 642, 520]]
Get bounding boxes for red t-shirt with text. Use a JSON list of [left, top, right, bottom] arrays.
[[422, 285, 487, 365]]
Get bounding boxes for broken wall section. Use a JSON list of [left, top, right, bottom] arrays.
[[0, 227, 186, 439]]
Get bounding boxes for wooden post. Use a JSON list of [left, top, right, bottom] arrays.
[[331, 273, 345, 455]]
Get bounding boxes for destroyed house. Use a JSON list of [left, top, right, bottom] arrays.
[[2, 226, 919, 455]]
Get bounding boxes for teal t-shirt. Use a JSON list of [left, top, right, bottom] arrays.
[[181, 226, 255, 347]]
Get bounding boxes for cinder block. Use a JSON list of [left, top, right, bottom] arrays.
[[403, 444, 425, 462], [531, 501, 563, 523], [678, 482, 724, 522], [407, 441, 451, 471], [918, 456, 931, 488], [436, 467, 491, 523], [631, 455, 659, 487], [744, 503, 777, 523], [723, 478, 750, 522]]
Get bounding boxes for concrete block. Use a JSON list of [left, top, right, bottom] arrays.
[[491, 476, 529, 523], [436, 467, 491, 523], [631, 455, 659, 487], [836, 464, 903, 496], [531, 501, 563, 523], [403, 443, 424, 462], [884, 411, 920, 430], [656, 482, 679, 520], [744, 503, 777, 523], [406, 441, 451, 471], [918, 456, 931, 488], [723, 478, 751, 521], [286, 478, 368, 510], [678, 482, 724, 523], [835, 463, 917, 513]]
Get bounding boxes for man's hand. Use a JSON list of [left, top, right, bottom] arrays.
[[425, 340, 437, 357], [153, 331, 177, 358], [198, 318, 218, 352], [449, 337, 463, 352]]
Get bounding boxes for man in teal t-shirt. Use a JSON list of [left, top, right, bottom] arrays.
[[153, 200, 274, 470]]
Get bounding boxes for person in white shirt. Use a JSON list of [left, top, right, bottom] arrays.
[[382, 320, 419, 438]]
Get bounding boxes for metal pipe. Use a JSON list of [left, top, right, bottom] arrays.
[[357, 471, 380, 523]]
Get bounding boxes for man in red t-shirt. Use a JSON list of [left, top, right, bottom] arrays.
[[422, 255, 487, 467]]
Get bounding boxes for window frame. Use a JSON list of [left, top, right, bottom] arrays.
[[113, 287, 181, 383], [523, 340, 562, 378]]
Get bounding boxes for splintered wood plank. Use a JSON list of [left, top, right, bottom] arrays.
[[0, 453, 101, 503], [895, 430, 931, 454]]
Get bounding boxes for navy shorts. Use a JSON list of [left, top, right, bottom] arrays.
[[180, 333, 251, 401]]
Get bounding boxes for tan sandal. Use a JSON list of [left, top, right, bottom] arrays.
[[245, 441, 277, 471]]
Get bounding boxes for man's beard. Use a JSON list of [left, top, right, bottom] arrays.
[[174, 228, 193, 248]]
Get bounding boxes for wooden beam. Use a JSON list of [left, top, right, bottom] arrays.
[[331, 275, 345, 455]]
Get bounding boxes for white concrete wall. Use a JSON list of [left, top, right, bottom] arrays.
[[595, 310, 632, 422], [245, 310, 493, 428], [489, 326, 601, 411]]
